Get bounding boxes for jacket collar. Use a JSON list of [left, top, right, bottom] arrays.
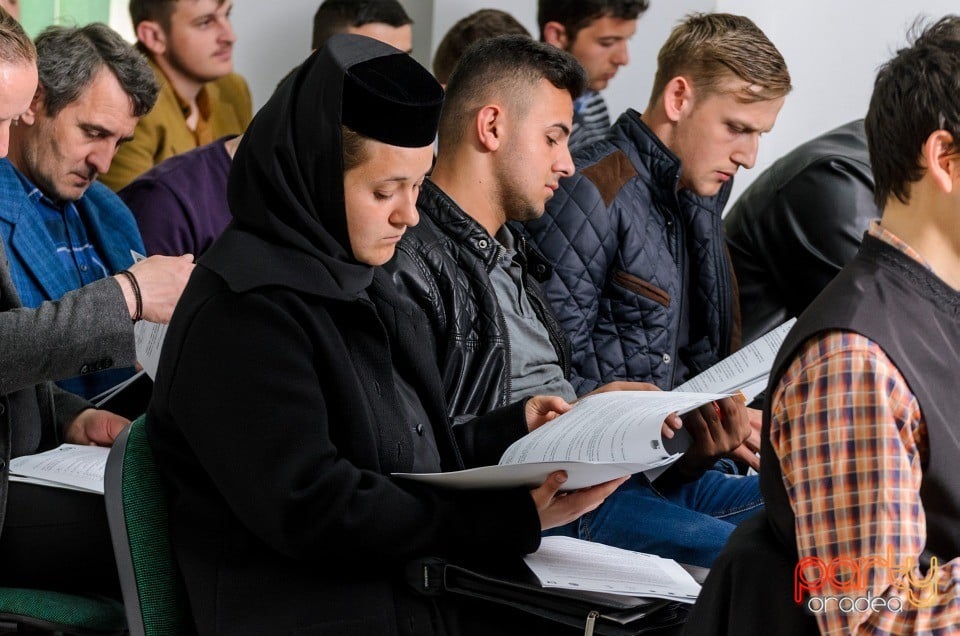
[[0, 159, 77, 300], [417, 178, 555, 280], [614, 109, 732, 215], [0, 159, 142, 301], [418, 178, 501, 269]]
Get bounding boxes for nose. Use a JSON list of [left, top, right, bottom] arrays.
[[732, 134, 760, 170], [392, 193, 420, 228], [556, 143, 575, 178], [612, 41, 629, 67], [219, 16, 236, 44], [87, 144, 113, 176]]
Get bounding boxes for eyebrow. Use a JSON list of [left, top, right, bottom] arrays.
[[376, 175, 421, 184], [550, 123, 571, 136], [727, 119, 772, 134], [82, 123, 135, 144]]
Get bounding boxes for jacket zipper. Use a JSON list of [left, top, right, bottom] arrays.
[[668, 177, 683, 389], [519, 237, 571, 379], [493, 244, 513, 406]]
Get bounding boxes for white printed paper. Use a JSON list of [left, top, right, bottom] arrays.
[[524, 536, 701, 602], [394, 391, 725, 490], [8, 444, 109, 495]]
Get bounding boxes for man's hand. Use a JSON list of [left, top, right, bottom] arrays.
[[115, 254, 195, 323], [583, 381, 682, 439], [532, 471, 629, 530], [63, 408, 129, 446], [728, 407, 763, 471], [524, 395, 572, 433], [672, 396, 751, 479]]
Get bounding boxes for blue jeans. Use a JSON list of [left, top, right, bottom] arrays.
[[544, 465, 763, 568]]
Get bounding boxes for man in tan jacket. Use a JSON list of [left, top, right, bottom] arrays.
[[100, 0, 252, 191]]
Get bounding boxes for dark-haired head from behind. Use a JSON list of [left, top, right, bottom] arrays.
[[433, 9, 531, 85], [439, 35, 586, 156], [866, 15, 960, 210], [312, 0, 412, 52]]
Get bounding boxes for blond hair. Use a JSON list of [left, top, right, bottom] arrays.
[[650, 13, 791, 105]]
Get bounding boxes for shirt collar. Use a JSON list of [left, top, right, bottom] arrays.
[[868, 219, 932, 271], [11, 163, 70, 212]]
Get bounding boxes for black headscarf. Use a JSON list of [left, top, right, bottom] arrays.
[[203, 34, 443, 298]]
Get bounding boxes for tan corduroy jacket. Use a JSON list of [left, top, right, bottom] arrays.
[[101, 58, 252, 191]]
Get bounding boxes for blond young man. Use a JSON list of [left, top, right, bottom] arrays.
[[524, 13, 792, 566]]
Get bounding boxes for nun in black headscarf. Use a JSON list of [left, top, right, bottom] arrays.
[[146, 34, 617, 635]]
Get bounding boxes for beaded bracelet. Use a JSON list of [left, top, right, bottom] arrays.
[[117, 269, 143, 322]]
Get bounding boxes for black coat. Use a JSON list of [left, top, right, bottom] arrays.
[[147, 36, 540, 635], [147, 258, 540, 635]]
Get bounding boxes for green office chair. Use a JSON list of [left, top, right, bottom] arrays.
[[0, 586, 125, 634], [104, 416, 194, 636]]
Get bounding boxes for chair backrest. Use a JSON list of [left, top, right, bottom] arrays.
[[104, 415, 195, 636], [0, 586, 126, 635]]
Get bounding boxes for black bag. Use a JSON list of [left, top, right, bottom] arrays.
[[406, 557, 688, 636]]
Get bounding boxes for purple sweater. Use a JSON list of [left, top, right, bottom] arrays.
[[120, 135, 234, 257]]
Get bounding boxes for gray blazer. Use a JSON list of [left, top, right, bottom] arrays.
[[0, 239, 136, 536]]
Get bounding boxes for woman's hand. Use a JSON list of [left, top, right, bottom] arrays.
[[531, 471, 629, 530], [524, 395, 572, 433]]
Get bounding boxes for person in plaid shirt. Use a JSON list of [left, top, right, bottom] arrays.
[[689, 15, 960, 636]]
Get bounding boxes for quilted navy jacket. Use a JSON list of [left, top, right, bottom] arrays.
[[523, 109, 740, 393]]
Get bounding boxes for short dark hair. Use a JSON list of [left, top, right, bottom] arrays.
[[866, 16, 960, 209], [129, 0, 228, 31], [34, 23, 159, 118], [439, 35, 586, 154], [537, 0, 648, 43], [311, 0, 412, 50], [433, 9, 531, 85], [649, 13, 791, 106], [0, 6, 34, 66]]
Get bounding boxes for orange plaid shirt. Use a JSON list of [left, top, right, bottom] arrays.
[[770, 221, 960, 635]]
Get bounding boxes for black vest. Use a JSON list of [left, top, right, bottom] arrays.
[[686, 234, 960, 635], [762, 233, 960, 564]]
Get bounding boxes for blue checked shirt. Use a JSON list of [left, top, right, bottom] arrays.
[[13, 170, 133, 400], [14, 173, 111, 309]]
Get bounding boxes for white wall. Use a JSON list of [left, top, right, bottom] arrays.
[[227, 1, 960, 207], [717, 0, 959, 204], [427, 1, 712, 129]]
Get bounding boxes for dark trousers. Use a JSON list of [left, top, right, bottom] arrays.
[[0, 482, 120, 599]]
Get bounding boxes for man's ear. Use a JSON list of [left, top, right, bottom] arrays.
[[925, 129, 959, 194], [660, 76, 694, 124], [476, 104, 504, 152], [135, 20, 167, 56], [542, 21, 569, 49], [18, 85, 43, 127]]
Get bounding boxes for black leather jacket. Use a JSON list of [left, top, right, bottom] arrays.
[[387, 179, 570, 423], [724, 119, 879, 345]]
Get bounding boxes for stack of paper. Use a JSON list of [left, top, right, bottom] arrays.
[[8, 444, 109, 494], [524, 536, 700, 603]]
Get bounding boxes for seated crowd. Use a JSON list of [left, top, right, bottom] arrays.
[[0, 1, 957, 635]]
